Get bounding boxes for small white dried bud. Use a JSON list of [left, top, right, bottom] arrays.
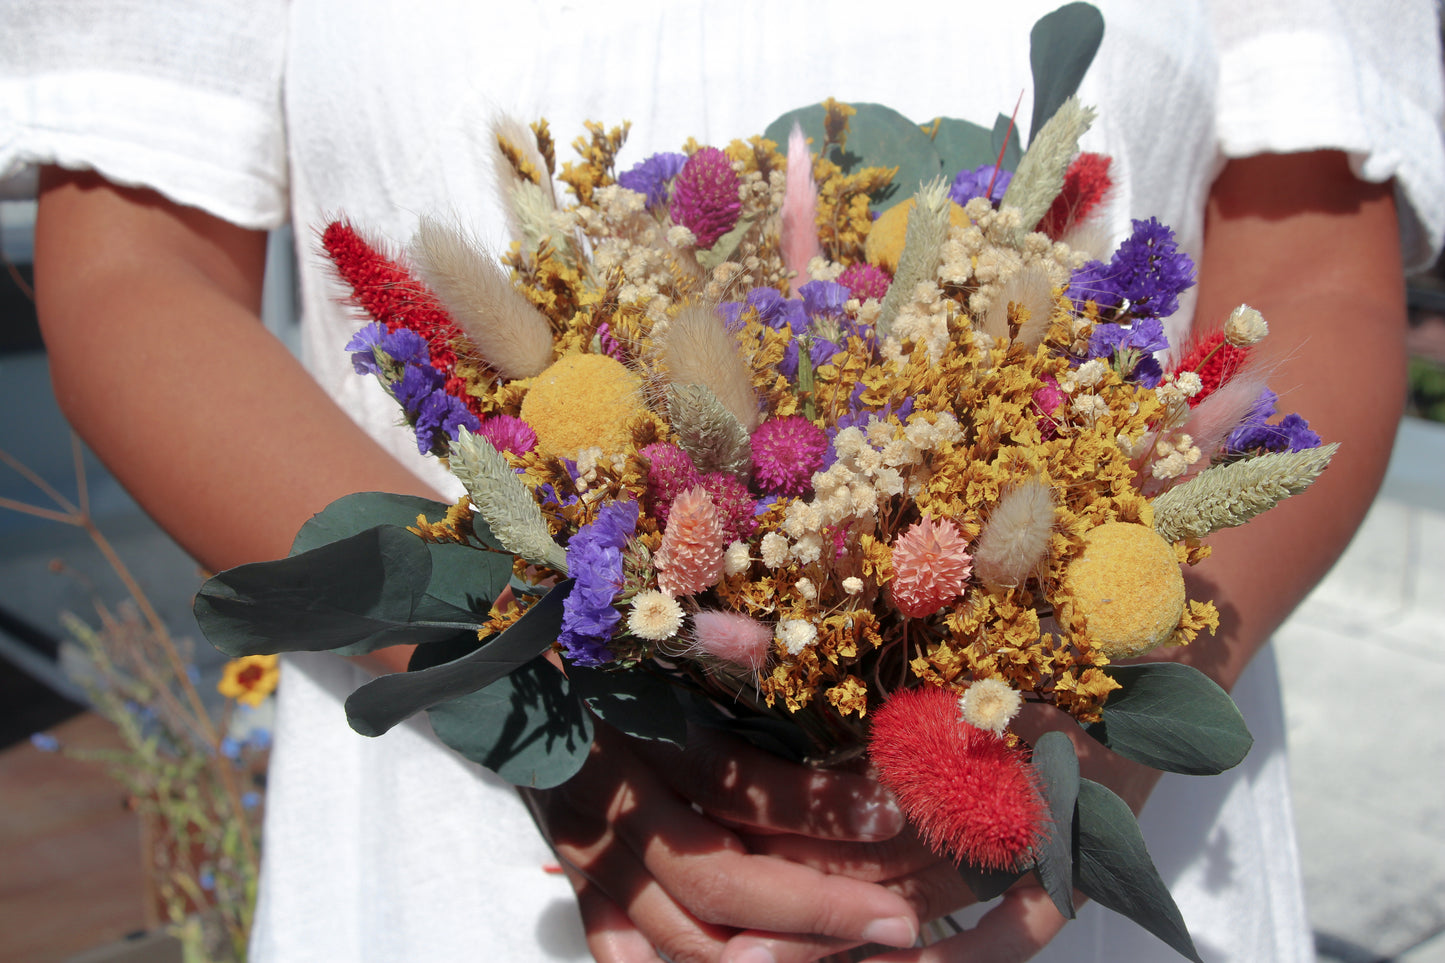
[[842, 576, 865, 595], [777, 619, 818, 655], [1224, 304, 1268, 347]]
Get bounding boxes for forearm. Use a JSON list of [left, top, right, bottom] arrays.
[[35, 169, 439, 572], [1173, 151, 1406, 692]]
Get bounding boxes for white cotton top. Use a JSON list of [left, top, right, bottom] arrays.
[[4, 2, 1442, 960]]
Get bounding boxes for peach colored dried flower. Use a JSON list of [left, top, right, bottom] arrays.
[[890, 516, 972, 618], [655, 486, 727, 597]]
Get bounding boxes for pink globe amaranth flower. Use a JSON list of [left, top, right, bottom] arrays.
[[655, 486, 727, 597], [699, 471, 757, 541], [837, 262, 892, 302], [890, 516, 972, 618], [869, 686, 1047, 871], [642, 443, 701, 526], [1032, 375, 1067, 440], [670, 147, 742, 249], [691, 609, 771, 671], [477, 414, 538, 455], [751, 415, 829, 497]]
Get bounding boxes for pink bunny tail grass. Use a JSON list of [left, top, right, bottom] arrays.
[[690, 609, 773, 671], [780, 123, 823, 290], [1179, 365, 1273, 472]]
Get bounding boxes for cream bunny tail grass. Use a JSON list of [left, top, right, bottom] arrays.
[[780, 123, 823, 290], [1001, 97, 1096, 239], [1152, 443, 1339, 543], [660, 304, 761, 431], [980, 262, 1057, 349], [409, 216, 555, 380], [449, 428, 568, 574], [972, 478, 1057, 588], [490, 115, 557, 236]]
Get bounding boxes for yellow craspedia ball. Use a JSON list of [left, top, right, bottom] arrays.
[[1061, 522, 1185, 660], [519, 353, 644, 457], [864, 198, 972, 274]]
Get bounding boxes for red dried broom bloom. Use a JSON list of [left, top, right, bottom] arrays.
[[869, 686, 1047, 871], [1038, 152, 1113, 239], [1169, 329, 1251, 407], [322, 220, 485, 418]]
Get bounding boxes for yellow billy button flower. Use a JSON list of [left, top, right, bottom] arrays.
[[1059, 522, 1185, 660], [218, 654, 280, 708]]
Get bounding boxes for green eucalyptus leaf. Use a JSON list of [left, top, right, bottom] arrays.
[[290, 491, 447, 555], [1031, 730, 1080, 920], [345, 579, 574, 737], [991, 113, 1023, 172], [195, 526, 483, 658], [958, 861, 1027, 903], [291, 490, 514, 618], [1084, 663, 1253, 775], [1075, 778, 1201, 962], [930, 116, 1006, 179], [568, 664, 688, 749], [762, 102, 944, 211], [1028, 2, 1106, 144], [427, 658, 593, 789]]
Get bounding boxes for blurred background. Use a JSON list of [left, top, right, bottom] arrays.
[[1, 189, 1443, 961]]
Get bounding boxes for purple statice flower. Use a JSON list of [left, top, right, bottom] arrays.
[[949, 163, 1012, 207], [414, 391, 481, 455], [618, 151, 688, 210], [719, 286, 805, 333], [1066, 260, 1122, 311], [557, 500, 639, 666], [781, 334, 844, 380], [346, 323, 430, 374], [1088, 318, 1169, 387], [596, 321, 624, 360], [1097, 217, 1195, 319], [798, 280, 850, 319], [1225, 388, 1322, 453]]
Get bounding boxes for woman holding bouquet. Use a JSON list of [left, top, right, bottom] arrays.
[[5, 1, 1442, 960]]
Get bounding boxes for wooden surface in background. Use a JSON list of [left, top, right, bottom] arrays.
[[0, 712, 149, 962]]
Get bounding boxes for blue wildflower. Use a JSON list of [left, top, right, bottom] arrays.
[[949, 164, 1012, 207], [556, 500, 639, 666], [617, 152, 688, 210], [199, 869, 216, 892], [241, 791, 261, 810], [30, 732, 59, 753], [220, 737, 243, 760]]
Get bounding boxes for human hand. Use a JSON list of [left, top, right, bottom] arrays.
[[521, 721, 936, 963], [726, 701, 1164, 963]]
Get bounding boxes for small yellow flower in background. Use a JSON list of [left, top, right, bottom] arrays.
[[218, 654, 280, 708]]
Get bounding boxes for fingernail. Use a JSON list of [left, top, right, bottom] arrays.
[[728, 947, 777, 963], [861, 916, 917, 948], [850, 788, 904, 839]]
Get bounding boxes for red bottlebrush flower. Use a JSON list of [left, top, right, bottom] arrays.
[[1038, 152, 1113, 239], [869, 687, 1047, 871], [1169, 329, 1250, 407], [751, 415, 829, 497], [670, 147, 743, 248], [698, 471, 758, 541], [837, 262, 892, 302]]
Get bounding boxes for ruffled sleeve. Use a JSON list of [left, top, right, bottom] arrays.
[[1209, 0, 1445, 268], [0, 0, 290, 229]]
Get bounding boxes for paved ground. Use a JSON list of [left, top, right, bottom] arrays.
[[1274, 415, 1445, 963]]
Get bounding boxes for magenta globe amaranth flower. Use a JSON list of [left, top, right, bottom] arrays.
[[751, 415, 829, 497], [670, 147, 742, 248]]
